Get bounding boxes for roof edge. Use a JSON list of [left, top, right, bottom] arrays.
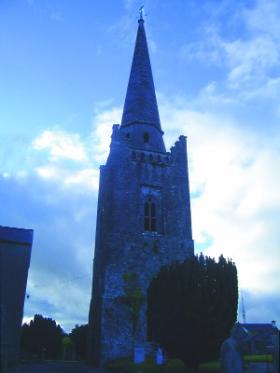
[[0, 226, 34, 245]]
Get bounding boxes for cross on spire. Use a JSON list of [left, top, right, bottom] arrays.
[[139, 6, 145, 21]]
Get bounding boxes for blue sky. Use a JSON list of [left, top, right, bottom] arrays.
[[1, 0, 280, 332]]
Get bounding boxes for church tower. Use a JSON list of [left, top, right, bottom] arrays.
[[88, 15, 194, 366]]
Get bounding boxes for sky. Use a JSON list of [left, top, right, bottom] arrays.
[[0, 0, 279, 332]]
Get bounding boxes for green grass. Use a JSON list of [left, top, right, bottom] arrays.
[[244, 354, 273, 363], [107, 354, 274, 373], [198, 354, 273, 372], [199, 361, 220, 372], [107, 357, 187, 372]]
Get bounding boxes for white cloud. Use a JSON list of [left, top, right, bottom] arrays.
[[244, 0, 280, 39], [32, 130, 88, 162], [221, 0, 280, 92], [85, 100, 280, 323], [179, 0, 280, 98], [0, 170, 97, 331], [31, 128, 102, 192], [90, 106, 122, 163], [3, 94, 279, 330], [179, 29, 221, 65], [160, 99, 280, 309], [223, 36, 279, 88], [27, 269, 91, 329], [35, 165, 100, 191], [64, 168, 100, 191], [36, 165, 58, 179]]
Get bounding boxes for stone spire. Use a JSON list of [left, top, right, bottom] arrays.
[[121, 16, 162, 135]]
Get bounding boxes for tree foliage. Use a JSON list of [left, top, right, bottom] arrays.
[[20, 314, 64, 359], [69, 324, 88, 360], [147, 254, 238, 369]]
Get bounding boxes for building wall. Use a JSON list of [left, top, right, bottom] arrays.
[[88, 126, 194, 366], [0, 226, 33, 369]]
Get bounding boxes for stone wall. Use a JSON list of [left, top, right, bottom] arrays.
[[88, 126, 194, 366]]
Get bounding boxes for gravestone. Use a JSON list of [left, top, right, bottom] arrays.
[[134, 347, 145, 364], [156, 348, 164, 365]]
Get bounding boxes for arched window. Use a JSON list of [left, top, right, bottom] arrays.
[[144, 132, 149, 143], [144, 198, 157, 232]]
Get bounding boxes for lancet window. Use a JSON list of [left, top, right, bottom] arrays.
[[144, 132, 149, 143], [144, 197, 157, 232]]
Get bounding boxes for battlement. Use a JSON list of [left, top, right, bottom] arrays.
[[170, 135, 187, 155], [130, 149, 172, 165], [110, 126, 188, 166]]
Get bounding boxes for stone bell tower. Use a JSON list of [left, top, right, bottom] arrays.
[[88, 14, 194, 366]]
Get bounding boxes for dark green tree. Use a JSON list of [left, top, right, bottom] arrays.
[[69, 324, 88, 360], [20, 314, 64, 359], [147, 254, 238, 370]]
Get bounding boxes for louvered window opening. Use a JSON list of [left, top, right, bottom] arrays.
[[144, 201, 156, 231]]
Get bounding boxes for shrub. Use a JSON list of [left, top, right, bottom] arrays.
[[147, 254, 238, 369]]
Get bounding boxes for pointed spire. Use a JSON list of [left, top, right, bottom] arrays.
[[121, 16, 162, 133]]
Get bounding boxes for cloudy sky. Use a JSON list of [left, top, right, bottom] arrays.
[[1, 0, 279, 332]]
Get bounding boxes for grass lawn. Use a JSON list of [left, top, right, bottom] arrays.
[[107, 358, 188, 372], [198, 354, 273, 372]]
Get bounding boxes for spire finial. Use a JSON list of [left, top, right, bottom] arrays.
[[139, 5, 145, 21]]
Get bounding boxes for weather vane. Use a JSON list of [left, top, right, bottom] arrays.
[[139, 5, 145, 20]]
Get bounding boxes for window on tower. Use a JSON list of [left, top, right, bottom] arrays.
[[144, 132, 149, 143], [144, 198, 157, 232]]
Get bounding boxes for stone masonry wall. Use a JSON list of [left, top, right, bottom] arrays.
[[88, 125, 194, 366]]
